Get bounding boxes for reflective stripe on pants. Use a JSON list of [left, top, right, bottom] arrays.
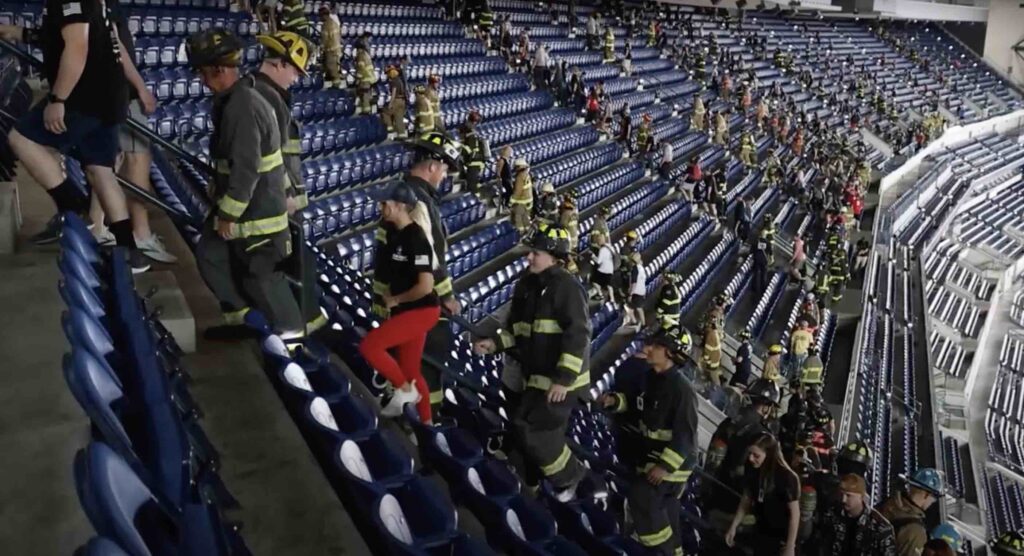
[[628, 478, 685, 555], [511, 388, 584, 490]]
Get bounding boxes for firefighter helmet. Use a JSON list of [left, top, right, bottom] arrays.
[[904, 468, 943, 497], [838, 440, 873, 467], [185, 28, 244, 69], [258, 31, 311, 75], [408, 131, 463, 171], [747, 378, 781, 406], [930, 523, 963, 553], [991, 530, 1024, 556], [526, 225, 571, 259]]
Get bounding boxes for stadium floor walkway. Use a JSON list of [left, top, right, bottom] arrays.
[[0, 168, 367, 555]]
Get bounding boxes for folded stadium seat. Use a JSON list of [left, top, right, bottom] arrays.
[[336, 429, 417, 502], [372, 475, 461, 553], [75, 441, 242, 556], [493, 496, 587, 556]]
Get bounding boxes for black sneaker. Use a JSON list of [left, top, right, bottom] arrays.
[[31, 214, 65, 245], [129, 248, 151, 274]]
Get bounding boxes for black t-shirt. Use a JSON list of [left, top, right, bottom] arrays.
[[42, 0, 128, 123], [380, 223, 439, 315], [744, 464, 800, 536]]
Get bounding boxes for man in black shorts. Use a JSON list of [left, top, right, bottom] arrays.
[[2, 0, 156, 271]]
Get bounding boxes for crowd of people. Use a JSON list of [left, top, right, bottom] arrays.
[[7, 0, 1024, 555]]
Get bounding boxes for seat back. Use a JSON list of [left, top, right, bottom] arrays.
[[63, 349, 134, 460], [75, 536, 132, 556]]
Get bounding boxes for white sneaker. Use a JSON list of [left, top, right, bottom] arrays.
[[380, 381, 421, 417], [94, 228, 115, 247], [137, 234, 178, 263]]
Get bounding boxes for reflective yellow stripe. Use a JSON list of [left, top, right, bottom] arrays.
[[533, 319, 563, 334], [374, 227, 387, 242], [434, 277, 453, 297], [307, 312, 329, 333], [215, 150, 283, 174], [219, 196, 249, 218], [259, 150, 284, 172], [526, 371, 590, 391], [283, 139, 302, 155], [512, 322, 533, 337], [429, 390, 445, 404], [372, 280, 388, 295], [223, 307, 250, 325], [244, 238, 272, 252], [498, 329, 515, 349], [468, 161, 486, 168], [612, 392, 628, 413], [660, 447, 685, 469], [540, 445, 572, 477], [637, 525, 673, 547], [640, 462, 692, 482], [235, 213, 290, 238], [641, 424, 673, 441], [509, 198, 533, 205], [292, 193, 309, 210], [558, 352, 583, 374]]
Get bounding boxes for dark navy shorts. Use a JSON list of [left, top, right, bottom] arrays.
[[15, 101, 120, 168]]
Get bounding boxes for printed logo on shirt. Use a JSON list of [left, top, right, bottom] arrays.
[[63, 2, 82, 16], [414, 255, 429, 266], [392, 246, 408, 262]]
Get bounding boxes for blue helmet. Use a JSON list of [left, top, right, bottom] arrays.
[[930, 523, 963, 553], [906, 467, 943, 497]]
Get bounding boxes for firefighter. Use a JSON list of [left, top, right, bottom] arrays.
[[413, 85, 434, 133], [801, 345, 824, 390], [382, 64, 409, 138], [829, 248, 850, 305], [558, 194, 579, 251], [373, 131, 464, 417], [535, 182, 559, 225], [318, 6, 342, 88], [691, 93, 706, 131], [991, 530, 1024, 556], [250, 31, 328, 336], [603, 25, 615, 62], [713, 110, 728, 146], [929, 523, 963, 554], [646, 20, 658, 48], [656, 271, 683, 330], [473, 225, 590, 501], [635, 113, 653, 155], [694, 52, 706, 83], [739, 131, 756, 167], [458, 111, 488, 194], [185, 29, 303, 340], [877, 468, 944, 556], [763, 344, 784, 383], [731, 327, 754, 388], [510, 158, 534, 234], [426, 74, 445, 131], [702, 320, 722, 386], [601, 330, 698, 556], [814, 270, 831, 310], [279, 0, 311, 37], [354, 33, 377, 114], [475, 0, 495, 46]]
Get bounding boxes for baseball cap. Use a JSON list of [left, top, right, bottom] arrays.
[[373, 182, 418, 206]]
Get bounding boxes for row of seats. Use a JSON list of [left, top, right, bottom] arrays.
[[302, 143, 412, 200], [58, 214, 250, 555], [477, 107, 577, 149], [983, 470, 1024, 541], [448, 221, 519, 280], [922, 238, 996, 301], [987, 334, 1024, 474], [532, 142, 623, 192], [578, 181, 669, 250], [259, 338, 493, 554]]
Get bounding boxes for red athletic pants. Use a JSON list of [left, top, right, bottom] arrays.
[[358, 305, 441, 422]]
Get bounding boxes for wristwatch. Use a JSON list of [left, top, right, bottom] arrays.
[[47, 93, 65, 104]]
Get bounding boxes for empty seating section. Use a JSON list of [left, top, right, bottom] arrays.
[[984, 470, 1024, 539], [987, 334, 1024, 475], [56, 214, 250, 554]]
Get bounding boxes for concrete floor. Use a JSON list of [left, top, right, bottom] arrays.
[[0, 170, 366, 554]]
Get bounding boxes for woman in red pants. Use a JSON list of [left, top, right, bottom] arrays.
[[359, 183, 440, 423]]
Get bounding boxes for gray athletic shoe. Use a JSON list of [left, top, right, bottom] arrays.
[[137, 234, 178, 263]]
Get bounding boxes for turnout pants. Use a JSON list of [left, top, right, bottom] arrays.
[[422, 316, 453, 418], [323, 51, 342, 85], [629, 478, 685, 555], [382, 97, 408, 137], [511, 387, 585, 489], [464, 164, 483, 195], [196, 222, 303, 334], [356, 84, 375, 113]]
